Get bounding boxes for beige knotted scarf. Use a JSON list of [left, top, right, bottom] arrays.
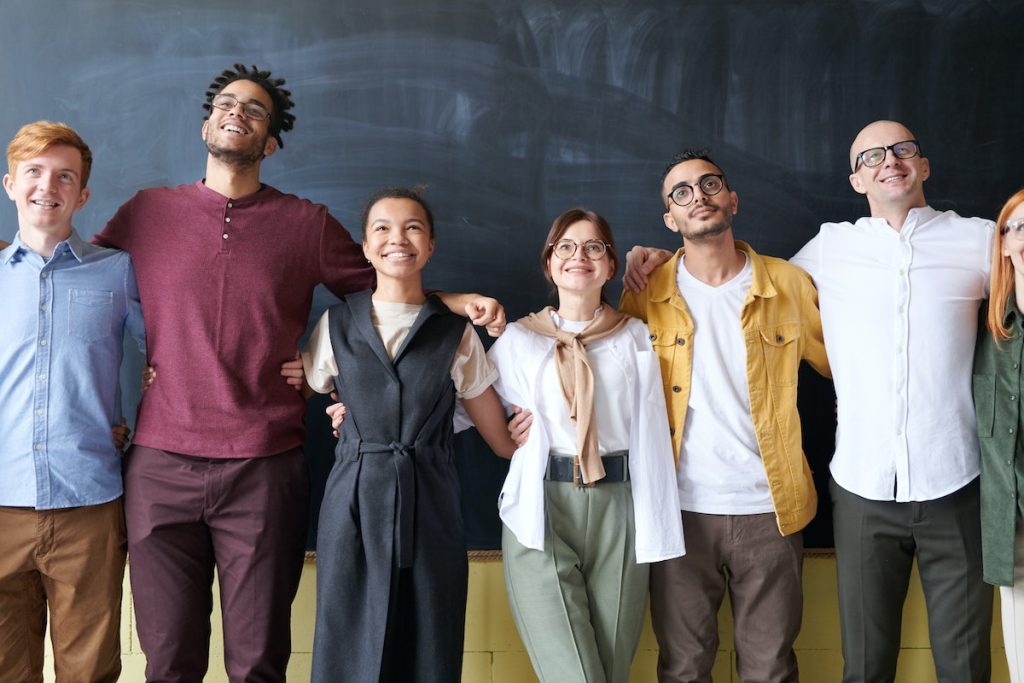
[[517, 306, 630, 484]]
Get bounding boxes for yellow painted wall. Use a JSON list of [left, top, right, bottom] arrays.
[[44, 556, 1008, 682]]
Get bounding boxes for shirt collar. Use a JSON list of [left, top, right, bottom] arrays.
[[1, 228, 88, 265]]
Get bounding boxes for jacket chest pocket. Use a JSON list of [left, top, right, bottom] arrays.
[[648, 326, 689, 392], [758, 322, 800, 387], [69, 289, 114, 342]]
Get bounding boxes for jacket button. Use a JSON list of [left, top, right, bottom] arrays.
[[672, 386, 682, 393], [776, 334, 784, 343], [677, 338, 685, 345], [669, 427, 675, 436], [650, 333, 656, 341]]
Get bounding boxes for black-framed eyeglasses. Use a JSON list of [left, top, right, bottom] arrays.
[[666, 173, 726, 207], [1002, 217, 1024, 241], [210, 93, 272, 121], [549, 239, 611, 260], [854, 140, 921, 170]]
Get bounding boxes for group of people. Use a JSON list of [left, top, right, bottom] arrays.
[[0, 60, 1021, 683]]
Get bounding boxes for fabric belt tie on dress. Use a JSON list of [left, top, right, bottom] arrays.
[[360, 441, 417, 569], [545, 451, 629, 487]]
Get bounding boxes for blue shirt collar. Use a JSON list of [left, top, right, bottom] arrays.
[[1, 228, 88, 265]]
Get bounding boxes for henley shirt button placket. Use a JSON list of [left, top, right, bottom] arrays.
[[222, 204, 232, 250]]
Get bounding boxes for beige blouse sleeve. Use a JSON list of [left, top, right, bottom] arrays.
[[452, 323, 498, 399], [301, 311, 339, 394]]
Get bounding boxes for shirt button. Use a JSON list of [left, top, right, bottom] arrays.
[[34, 443, 43, 450], [36, 409, 43, 416], [672, 385, 682, 393], [227, 203, 233, 208], [38, 373, 46, 380], [39, 339, 47, 346], [1012, 395, 1018, 401], [39, 304, 46, 311], [1010, 428, 1016, 434], [225, 217, 231, 223], [40, 272, 48, 279], [222, 234, 229, 240], [677, 338, 685, 346], [1015, 363, 1021, 370]]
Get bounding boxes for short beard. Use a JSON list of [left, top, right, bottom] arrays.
[[685, 218, 731, 241], [206, 140, 264, 168]]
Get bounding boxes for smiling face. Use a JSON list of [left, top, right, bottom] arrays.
[[201, 79, 278, 166], [362, 197, 435, 281], [1001, 202, 1024, 277], [662, 158, 738, 243], [546, 219, 614, 299], [3, 144, 89, 240], [848, 120, 929, 215]]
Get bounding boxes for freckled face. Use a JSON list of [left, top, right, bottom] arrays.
[[3, 145, 89, 235]]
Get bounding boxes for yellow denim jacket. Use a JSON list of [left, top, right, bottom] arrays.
[[620, 241, 829, 535]]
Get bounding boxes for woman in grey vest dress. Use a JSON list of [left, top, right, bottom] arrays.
[[302, 188, 516, 683]]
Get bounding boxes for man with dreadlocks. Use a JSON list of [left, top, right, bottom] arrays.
[[94, 64, 502, 682]]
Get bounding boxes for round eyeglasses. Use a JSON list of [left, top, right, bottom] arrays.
[[1002, 217, 1024, 242], [666, 173, 726, 207], [210, 93, 272, 121], [854, 140, 921, 170], [549, 239, 610, 260]]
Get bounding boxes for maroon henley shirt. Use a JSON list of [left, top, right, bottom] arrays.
[[95, 180, 373, 458]]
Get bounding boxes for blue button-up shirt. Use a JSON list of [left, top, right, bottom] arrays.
[[0, 230, 145, 509]]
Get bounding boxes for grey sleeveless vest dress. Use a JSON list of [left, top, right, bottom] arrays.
[[311, 290, 468, 683]]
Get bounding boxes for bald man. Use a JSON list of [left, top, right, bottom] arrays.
[[790, 120, 994, 683]]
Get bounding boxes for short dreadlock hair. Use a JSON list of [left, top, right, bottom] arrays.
[[203, 63, 295, 149]]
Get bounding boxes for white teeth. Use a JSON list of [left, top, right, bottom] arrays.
[[32, 200, 57, 207], [224, 125, 245, 134]]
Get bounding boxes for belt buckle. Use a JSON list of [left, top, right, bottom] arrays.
[[572, 456, 593, 488]]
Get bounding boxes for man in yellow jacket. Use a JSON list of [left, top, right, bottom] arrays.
[[620, 149, 829, 683]]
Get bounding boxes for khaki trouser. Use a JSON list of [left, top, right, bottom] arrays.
[[0, 499, 126, 683]]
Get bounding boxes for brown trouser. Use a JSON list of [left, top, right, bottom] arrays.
[[650, 511, 803, 683], [0, 499, 126, 683]]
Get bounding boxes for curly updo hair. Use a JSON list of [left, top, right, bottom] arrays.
[[202, 63, 295, 148]]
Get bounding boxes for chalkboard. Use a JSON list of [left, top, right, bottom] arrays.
[[3, 0, 1022, 550]]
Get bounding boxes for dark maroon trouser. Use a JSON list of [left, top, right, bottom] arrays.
[[124, 445, 309, 683]]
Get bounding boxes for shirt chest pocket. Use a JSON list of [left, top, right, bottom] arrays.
[[69, 289, 114, 342], [758, 322, 800, 387]]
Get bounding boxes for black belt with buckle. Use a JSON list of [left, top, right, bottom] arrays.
[[545, 451, 629, 487]]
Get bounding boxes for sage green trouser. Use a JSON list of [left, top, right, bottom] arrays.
[[503, 480, 649, 683]]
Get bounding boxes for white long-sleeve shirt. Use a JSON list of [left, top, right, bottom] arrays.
[[791, 206, 993, 502], [486, 313, 685, 563]]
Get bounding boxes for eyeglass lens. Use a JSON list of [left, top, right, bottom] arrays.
[[553, 239, 607, 259], [858, 140, 920, 168]]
